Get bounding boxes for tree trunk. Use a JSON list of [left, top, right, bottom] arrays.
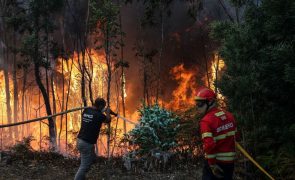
[[143, 56, 150, 106], [77, 35, 87, 107], [65, 58, 74, 153], [51, 64, 57, 150], [111, 74, 120, 156], [121, 69, 126, 131], [118, 6, 126, 137], [4, 57, 12, 139], [21, 67, 27, 138], [81, 49, 87, 107], [38, 91, 42, 150], [25, 89, 30, 136], [201, 33, 210, 87], [88, 77, 93, 105], [138, 39, 149, 106], [34, 62, 57, 150], [1, 104, 3, 149], [156, 4, 164, 103], [12, 30, 18, 140], [82, 0, 90, 106], [1, 2, 12, 139], [215, 54, 220, 93], [106, 27, 112, 158], [86, 50, 94, 105], [58, 59, 65, 149]]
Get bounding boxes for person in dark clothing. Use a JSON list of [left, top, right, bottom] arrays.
[[74, 98, 117, 180]]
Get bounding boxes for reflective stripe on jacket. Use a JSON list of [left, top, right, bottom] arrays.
[[199, 107, 237, 165]]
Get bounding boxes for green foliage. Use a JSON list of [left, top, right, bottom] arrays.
[[124, 0, 173, 26], [211, 0, 295, 178], [175, 107, 202, 156], [89, 0, 121, 60], [19, 0, 64, 65], [125, 0, 201, 26], [89, 0, 120, 33], [20, 33, 38, 58], [139, 0, 173, 27], [88, 0, 120, 35], [124, 104, 180, 156], [4, 1, 27, 32], [114, 60, 129, 69]]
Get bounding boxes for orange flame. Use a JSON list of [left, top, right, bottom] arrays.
[[209, 53, 226, 106], [0, 49, 131, 156], [0, 50, 226, 156], [167, 64, 197, 110]]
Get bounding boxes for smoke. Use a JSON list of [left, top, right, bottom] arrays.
[[62, 0, 89, 52], [119, 0, 236, 112]]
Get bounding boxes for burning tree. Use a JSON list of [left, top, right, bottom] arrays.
[[19, 0, 63, 150], [130, 0, 174, 104], [88, 0, 121, 157]]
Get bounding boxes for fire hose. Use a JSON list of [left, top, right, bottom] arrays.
[[0, 107, 87, 128], [0, 107, 137, 128], [116, 114, 137, 125]]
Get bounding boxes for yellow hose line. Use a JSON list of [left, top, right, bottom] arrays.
[[236, 142, 275, 180]]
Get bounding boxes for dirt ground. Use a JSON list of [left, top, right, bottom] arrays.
[[0, 151, 203, 180]]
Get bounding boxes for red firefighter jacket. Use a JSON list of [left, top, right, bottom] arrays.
[[199, 107, 237, 165]]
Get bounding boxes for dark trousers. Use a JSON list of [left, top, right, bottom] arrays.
[[202, 161, 234, 180]]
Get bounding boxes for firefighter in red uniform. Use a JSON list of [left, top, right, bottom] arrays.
[[195, 87, 237, 180]]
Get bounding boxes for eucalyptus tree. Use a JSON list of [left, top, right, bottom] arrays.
[[20, 0, 64, 150], [88, 0, 121, 157], [0, 0, 31, 139], [115, 0, 129, 143], [127, 0, 201, 103], [4, 0, 27, 140], [0, 0, 13, 139], [136, 0, 175, 102]]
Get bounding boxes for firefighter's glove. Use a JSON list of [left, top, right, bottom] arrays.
[[210, 164, 224, 178]]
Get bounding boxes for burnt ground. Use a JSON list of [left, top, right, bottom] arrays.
[[0, 151, 203, 180]]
